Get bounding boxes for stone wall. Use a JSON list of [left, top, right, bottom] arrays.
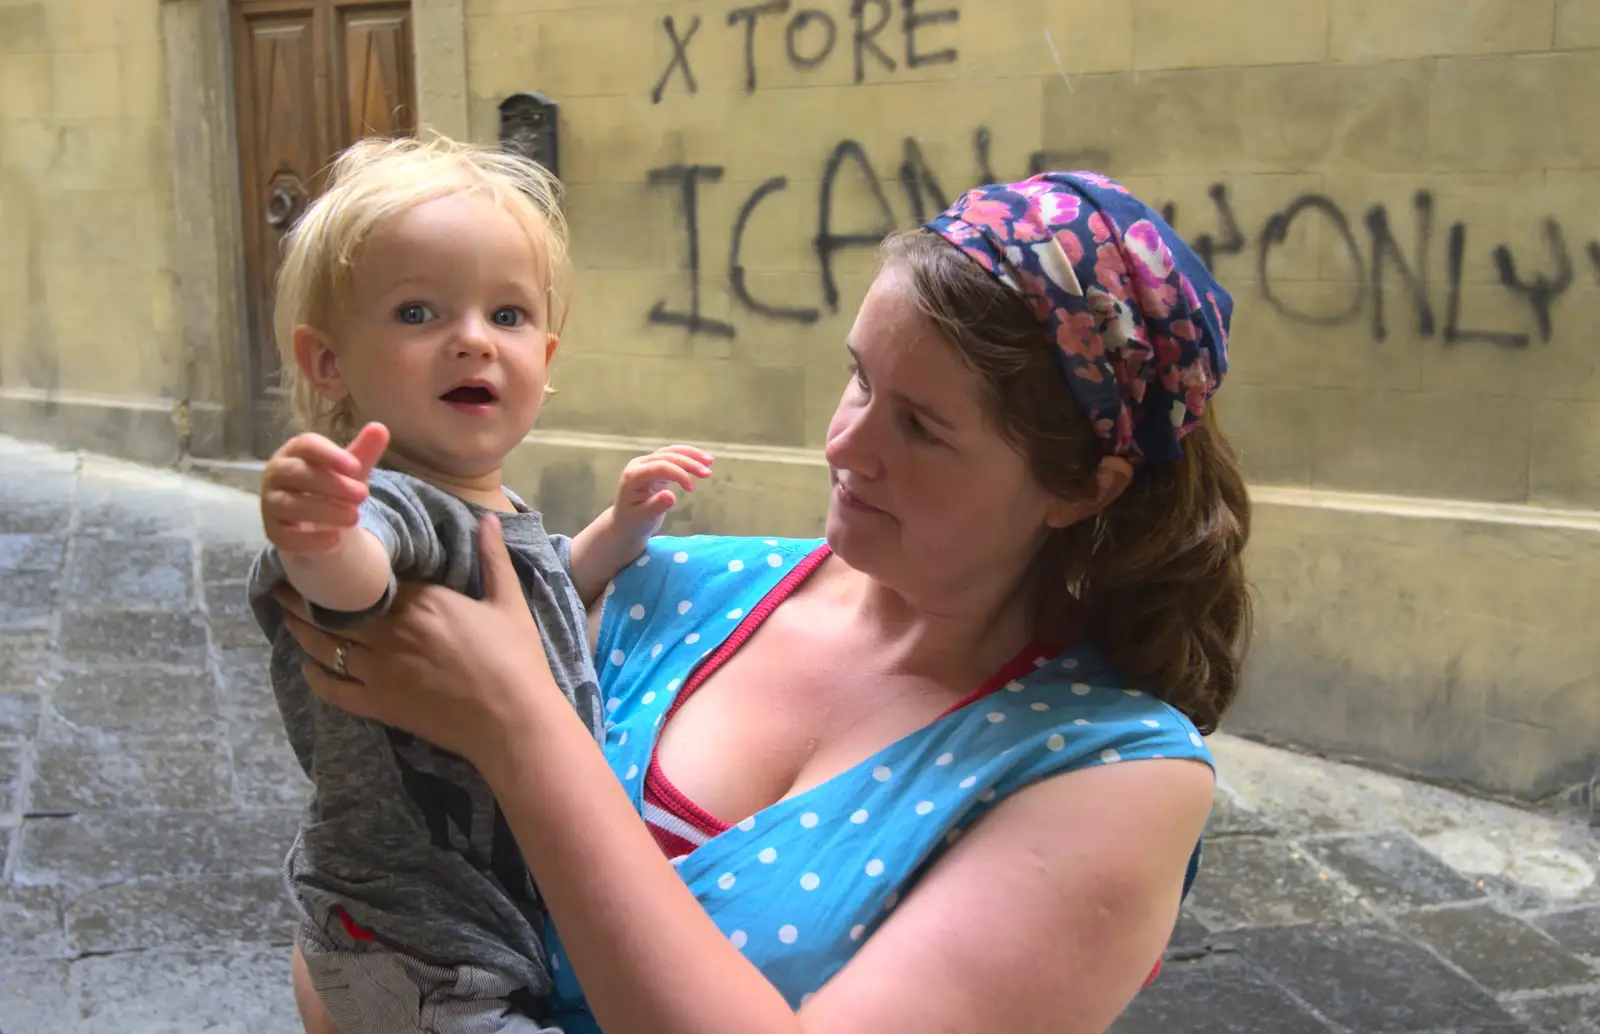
[[0, 0, 188, 462]]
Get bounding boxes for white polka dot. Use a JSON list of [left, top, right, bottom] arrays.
[[667, 679, 681, 692], [850, 809, 868, 824], [609, 649, 626, 666], [605, 697, 620, 713], [551, 953, 560, 971], [767, 554, 782, 567], [1124, 689, 1143, 697], [718, 872, 736, 890], [737, 816, 756, 831], [800, 993, 815, 1008], [764, 539, 779, 546], [935, 752, 954, 766], [670, 855, 686, 867], [730, 930, 747, 949], [685, 632, 701, 645], [673, 551, 689, 563], [624, 764, 639, 780], [628, 604, 645, 620], [1071, 682, 1091, 696], [699, 649, 710, 660], [979, 789, 997, 803], [1153, 753, 1166, 759], [959, 776, 977, 789], [849, 924, 866, 941], [677, 600, 692, 615], [883, 891, 899, 910], [617, 731, 628, 746], [915, 800, 935, 816], [1190, 731, 1205, 747], [800, 872, 820, 891], [759, 847, 778, 864], [1074, 718, 1092, 726], [728, 559, 745, 572], [1101, 749, 1122, 764], [1032, 657, 1048, 667], [799, 812, 819, 828], [727, 608, 744, 620], [1031, 702, 1050, 712], [778, 924, 798, 944], [641, 691, 657, 705], [1061, 658, 1078, 669], [1005, 680, 1024, 693], [986, 711, 1005, 724], [864, 859, 885, 877], [1142, 718, 1160, 728], [872, 765, 891, 782], [1047, 733, 1065, 751], [655, 714, 663, 727], [635, 555, 650, 567], [650, 643, 663, 658], [604, 582, 616, 597]]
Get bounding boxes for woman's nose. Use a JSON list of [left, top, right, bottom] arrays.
[[823, 397, 882, 478]]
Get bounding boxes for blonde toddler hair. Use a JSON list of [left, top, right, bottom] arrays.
[[272, 133, 570, 443]]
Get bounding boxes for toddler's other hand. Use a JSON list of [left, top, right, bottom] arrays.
[[612, 444, 714, 540], [261, 422, 389, 556]]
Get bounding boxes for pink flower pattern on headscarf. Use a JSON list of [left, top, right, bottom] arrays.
[[925, 172, 1232, 464]]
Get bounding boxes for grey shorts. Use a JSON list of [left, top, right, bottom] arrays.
[[298, 916, 560, 1034]]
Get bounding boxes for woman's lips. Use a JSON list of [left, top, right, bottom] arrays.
[[835, 482, 885, 515]]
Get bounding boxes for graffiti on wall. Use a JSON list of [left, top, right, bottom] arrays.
[[636, 2, 1600, 347]]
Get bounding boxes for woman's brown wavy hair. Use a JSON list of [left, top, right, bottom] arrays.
[[879, 229, 1253, 734]]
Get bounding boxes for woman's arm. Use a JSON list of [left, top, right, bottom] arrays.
[[284, 516, 1212, 1034]]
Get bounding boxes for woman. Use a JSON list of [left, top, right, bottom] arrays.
[[282, 172, 1252, 1034]]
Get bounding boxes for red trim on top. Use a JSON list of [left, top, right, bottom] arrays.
[[645, 543, 1072, 831]]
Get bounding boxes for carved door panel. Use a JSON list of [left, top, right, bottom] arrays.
[[230, 0, 415, 458]]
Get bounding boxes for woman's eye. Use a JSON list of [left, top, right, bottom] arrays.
[[396, 303, 435, 325], [848, 362, 869, 392], [491, 307, 524, 328], [905, 412, 941, 444]]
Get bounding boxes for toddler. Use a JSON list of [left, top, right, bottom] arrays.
[[246, 135, 712, 1034]]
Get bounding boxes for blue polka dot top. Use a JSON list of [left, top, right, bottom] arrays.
[[541, 536, 1214, 1030]]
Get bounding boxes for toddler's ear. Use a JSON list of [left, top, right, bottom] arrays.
[[544, 332, 560, 365], [292, 326, 348, 402]]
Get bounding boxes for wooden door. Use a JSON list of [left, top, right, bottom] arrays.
[[231, 0, 416, 457]]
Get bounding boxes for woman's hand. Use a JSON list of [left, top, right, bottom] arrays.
[[275, 513, 559, 767]]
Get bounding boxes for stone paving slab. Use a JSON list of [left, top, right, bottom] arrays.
[[0, 434, 1596, 1034]]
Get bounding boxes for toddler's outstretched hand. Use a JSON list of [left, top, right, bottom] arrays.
[[261, 422, 390, 556], [612, 444, 714, 540]]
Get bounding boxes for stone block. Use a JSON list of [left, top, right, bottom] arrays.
[[1212, 386, 1315, 487], [0, 568, 58, 628], [1558, 0, 1600, 47], [721, 85, 885, 185], [117, 40, 166, 122], [50, 49, 122, 120], [1509, 991, 1600, 1034], [1309, 831, 1488, 910], [46, 0, 161, 50], [537, 352, 671, 438], [75, 472, 195, 539], [0, 629, 53, 689], [552, 91, 734, 186], [212, 645, 278, 723], [660, 357, 808, 446], [0, 742, 25, 819], [1423, 288, 1600, 411], [0, 53, 53, 120], [63, 536, 193, 609], [1133, 0, 1329, 70], [1331, 0, 1557, 60], [1399, 902, 1598, 993], [201, 540, 260, 585], [1535, 905, 1600, 958], [0, 882, 66, 958], [1308, 389, 1532, 501], [529, 5, 661, 98], [1110, 954, 1330, 1034], [0, 474, 74, 533], [565, 180, 676, 271], [65, 872, 297, 954], [1182, 836, 1366, 931], [462, 12, 540, 102], [1201, 787, 1275, 837], [0, 959, 71, 1034], [68, 947, 300, 1034], [0, 689, 43, 740], [50, 668, 217, 735], [227, 714, 310, 810], [0, 533, 65, 572], [59, 609, 209, 668], [1431, 52, 1600, 171], [0, 3, 48, 55], [30, 722, 233, 811], [1230, 924, 1518, 1030], [11, 808, 300, 892], [206, 585, 264, 650]]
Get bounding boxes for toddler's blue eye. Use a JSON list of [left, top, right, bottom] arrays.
[[492, 307, 523, 327], [397, 303, 433, 324]]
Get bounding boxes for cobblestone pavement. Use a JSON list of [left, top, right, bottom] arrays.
[[0, 434, 1597, 1034]]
